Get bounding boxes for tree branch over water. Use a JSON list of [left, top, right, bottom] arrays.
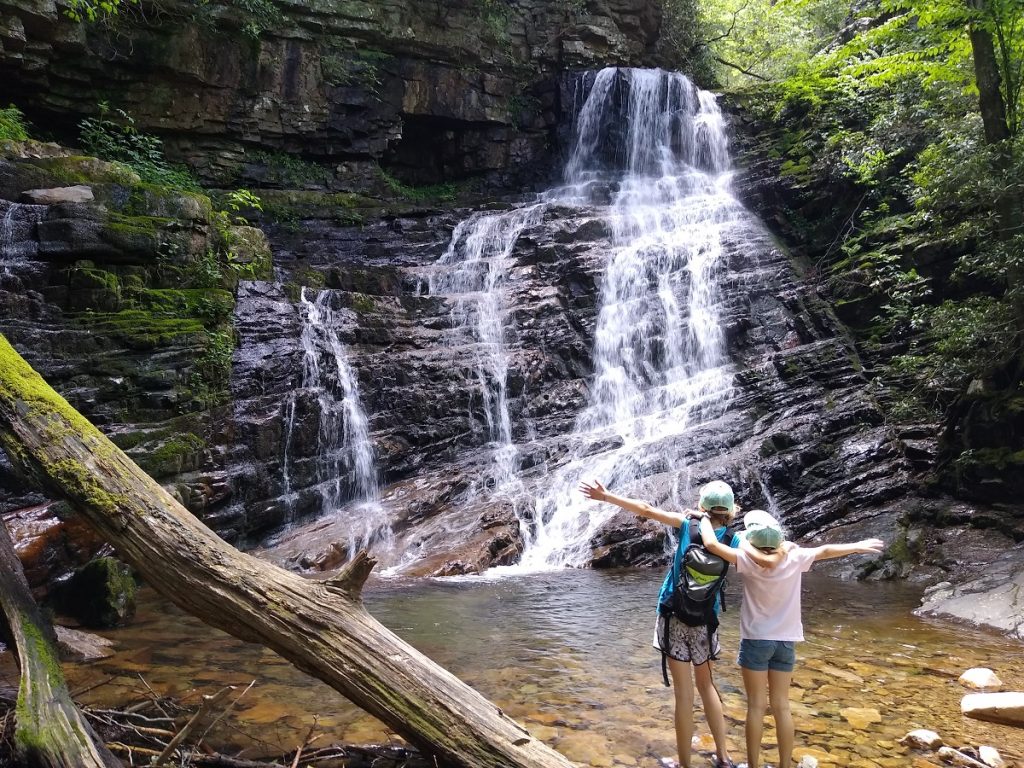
[[0, 334, 577, 768]]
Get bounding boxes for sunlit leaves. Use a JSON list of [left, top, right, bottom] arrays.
[[63, 0, 138, 23]]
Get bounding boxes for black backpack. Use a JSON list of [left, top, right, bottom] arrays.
[[658, 518, 730, 685]]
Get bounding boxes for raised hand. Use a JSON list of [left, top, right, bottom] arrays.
[[579, 479, 607, 502], [858, 538, 885, 554]]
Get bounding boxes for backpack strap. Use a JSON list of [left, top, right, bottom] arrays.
[[663, 610, 671, 688]]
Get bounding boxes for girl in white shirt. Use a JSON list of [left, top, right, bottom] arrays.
[[698, 510, 883, 768]]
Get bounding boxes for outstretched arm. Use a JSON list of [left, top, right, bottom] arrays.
[[698, 516, 738, 563], [809, 538, 885, 562], [579, 480, 686, 528]]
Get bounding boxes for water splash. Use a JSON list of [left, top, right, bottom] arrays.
[[282, 287, 389, 557]]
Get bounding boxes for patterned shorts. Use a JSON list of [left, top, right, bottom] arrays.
[[652, 614, 721, 666]]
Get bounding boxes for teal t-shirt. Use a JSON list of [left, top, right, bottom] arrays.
[[657, 520, 740, 614]]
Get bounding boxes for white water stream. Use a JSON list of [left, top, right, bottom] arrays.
[[282, 288, 390, 557], [0, 202, 46, 276], [425, 68, 750, 570], [515, 68, 743, 568]]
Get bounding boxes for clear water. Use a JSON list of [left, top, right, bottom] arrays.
[[55, 573, 1024, 766]]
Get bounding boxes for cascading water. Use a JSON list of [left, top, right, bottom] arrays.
[[514, 68, 747, 569], [1, 201, 46, 276], [426, 203, 547, 494], [282, 287, 389, 557]]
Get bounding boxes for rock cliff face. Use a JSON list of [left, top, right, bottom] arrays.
[[0, 0, 661, 190], [0, 0, 668, 588]]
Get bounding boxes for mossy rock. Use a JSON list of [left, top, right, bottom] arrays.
[[111, 181, 213, 221], [76, 308, 206, 349], [135, 432, 207, 477], [29, 155, 141, 186], [136, 288, 235, 324], [225, 225, 273, 281], [50, 557, 137, 629], [257, 188, 379, 224], [66, 262, 123, 312]]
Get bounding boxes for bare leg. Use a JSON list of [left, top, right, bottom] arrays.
[[768, 669, 794, 768], [668, 656, 695, 768], [741, 667, 769, 768], [694, 660, 732, 764]]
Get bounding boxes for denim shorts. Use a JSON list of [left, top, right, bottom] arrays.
[[738, 639, 797, 672]]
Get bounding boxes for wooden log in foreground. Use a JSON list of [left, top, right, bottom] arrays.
[[0, 335, 577, 768], [0, 516, 120, 767]]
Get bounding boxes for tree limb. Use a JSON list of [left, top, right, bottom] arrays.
[[0, 334, 576, 768]]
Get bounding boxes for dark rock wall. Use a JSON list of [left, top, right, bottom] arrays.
[[0, 0, 662, 189]]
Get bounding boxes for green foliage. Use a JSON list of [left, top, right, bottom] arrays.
[[0, 105, 29, 141], [320, 44, 390, 93], [190, 329, 236, 402], [250, 150, 332, 187], [231, 0, 282, 39], [63, 0, 138, 23], [716, 0, 1024, 434], [79, 104, 199, 191], [379, 167, 459, 202], [477, 0, 512, 44]]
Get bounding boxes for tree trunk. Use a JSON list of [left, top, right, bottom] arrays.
[[967, 0, 1012, 146], [0, 335, 577, 768], [0, 518, 121, 768]]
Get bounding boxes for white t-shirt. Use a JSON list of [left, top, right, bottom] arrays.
[[736, 545, 817, 641]]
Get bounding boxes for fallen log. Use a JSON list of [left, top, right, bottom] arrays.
[[0, 516, 120, 767], [0, 335, 577, 768]]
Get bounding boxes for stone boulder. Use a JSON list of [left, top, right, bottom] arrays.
[[49, 556, 137, 628], [898, 729, 943, 750], [961, 691, 1024, 728], [21, 184, 94, 204], [917, 546, 1024, 639], [959, 667, 1003, 690]]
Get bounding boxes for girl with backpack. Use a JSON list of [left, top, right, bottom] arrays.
[[696, 510, 884, 768], [580, 479, 773, 768]]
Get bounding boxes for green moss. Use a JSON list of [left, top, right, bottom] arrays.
[[284, 265, 327, 302], [14, 620, 67, 753], [76, 309, 206, 348], [137, 288, 235, 323], [350, 293, 375, 313], [118, 181, 213, 221], [887, 527, 912, 564], [0, 336, 110, 450], [139, 432, 206, 475], [31, 155, 141, 186], [259, 189, 373, 226], [379, 167, 461, 202], [105, 212, 175, 237]]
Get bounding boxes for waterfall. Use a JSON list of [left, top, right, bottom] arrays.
[[282, 287, 389, 557], [515, 68, 744, 569], [426, 203, 547, 494], [1, 202, 45, 276]]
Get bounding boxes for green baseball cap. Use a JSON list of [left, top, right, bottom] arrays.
[[744, 509, 784, 550], [698, 480, 735, 513]]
